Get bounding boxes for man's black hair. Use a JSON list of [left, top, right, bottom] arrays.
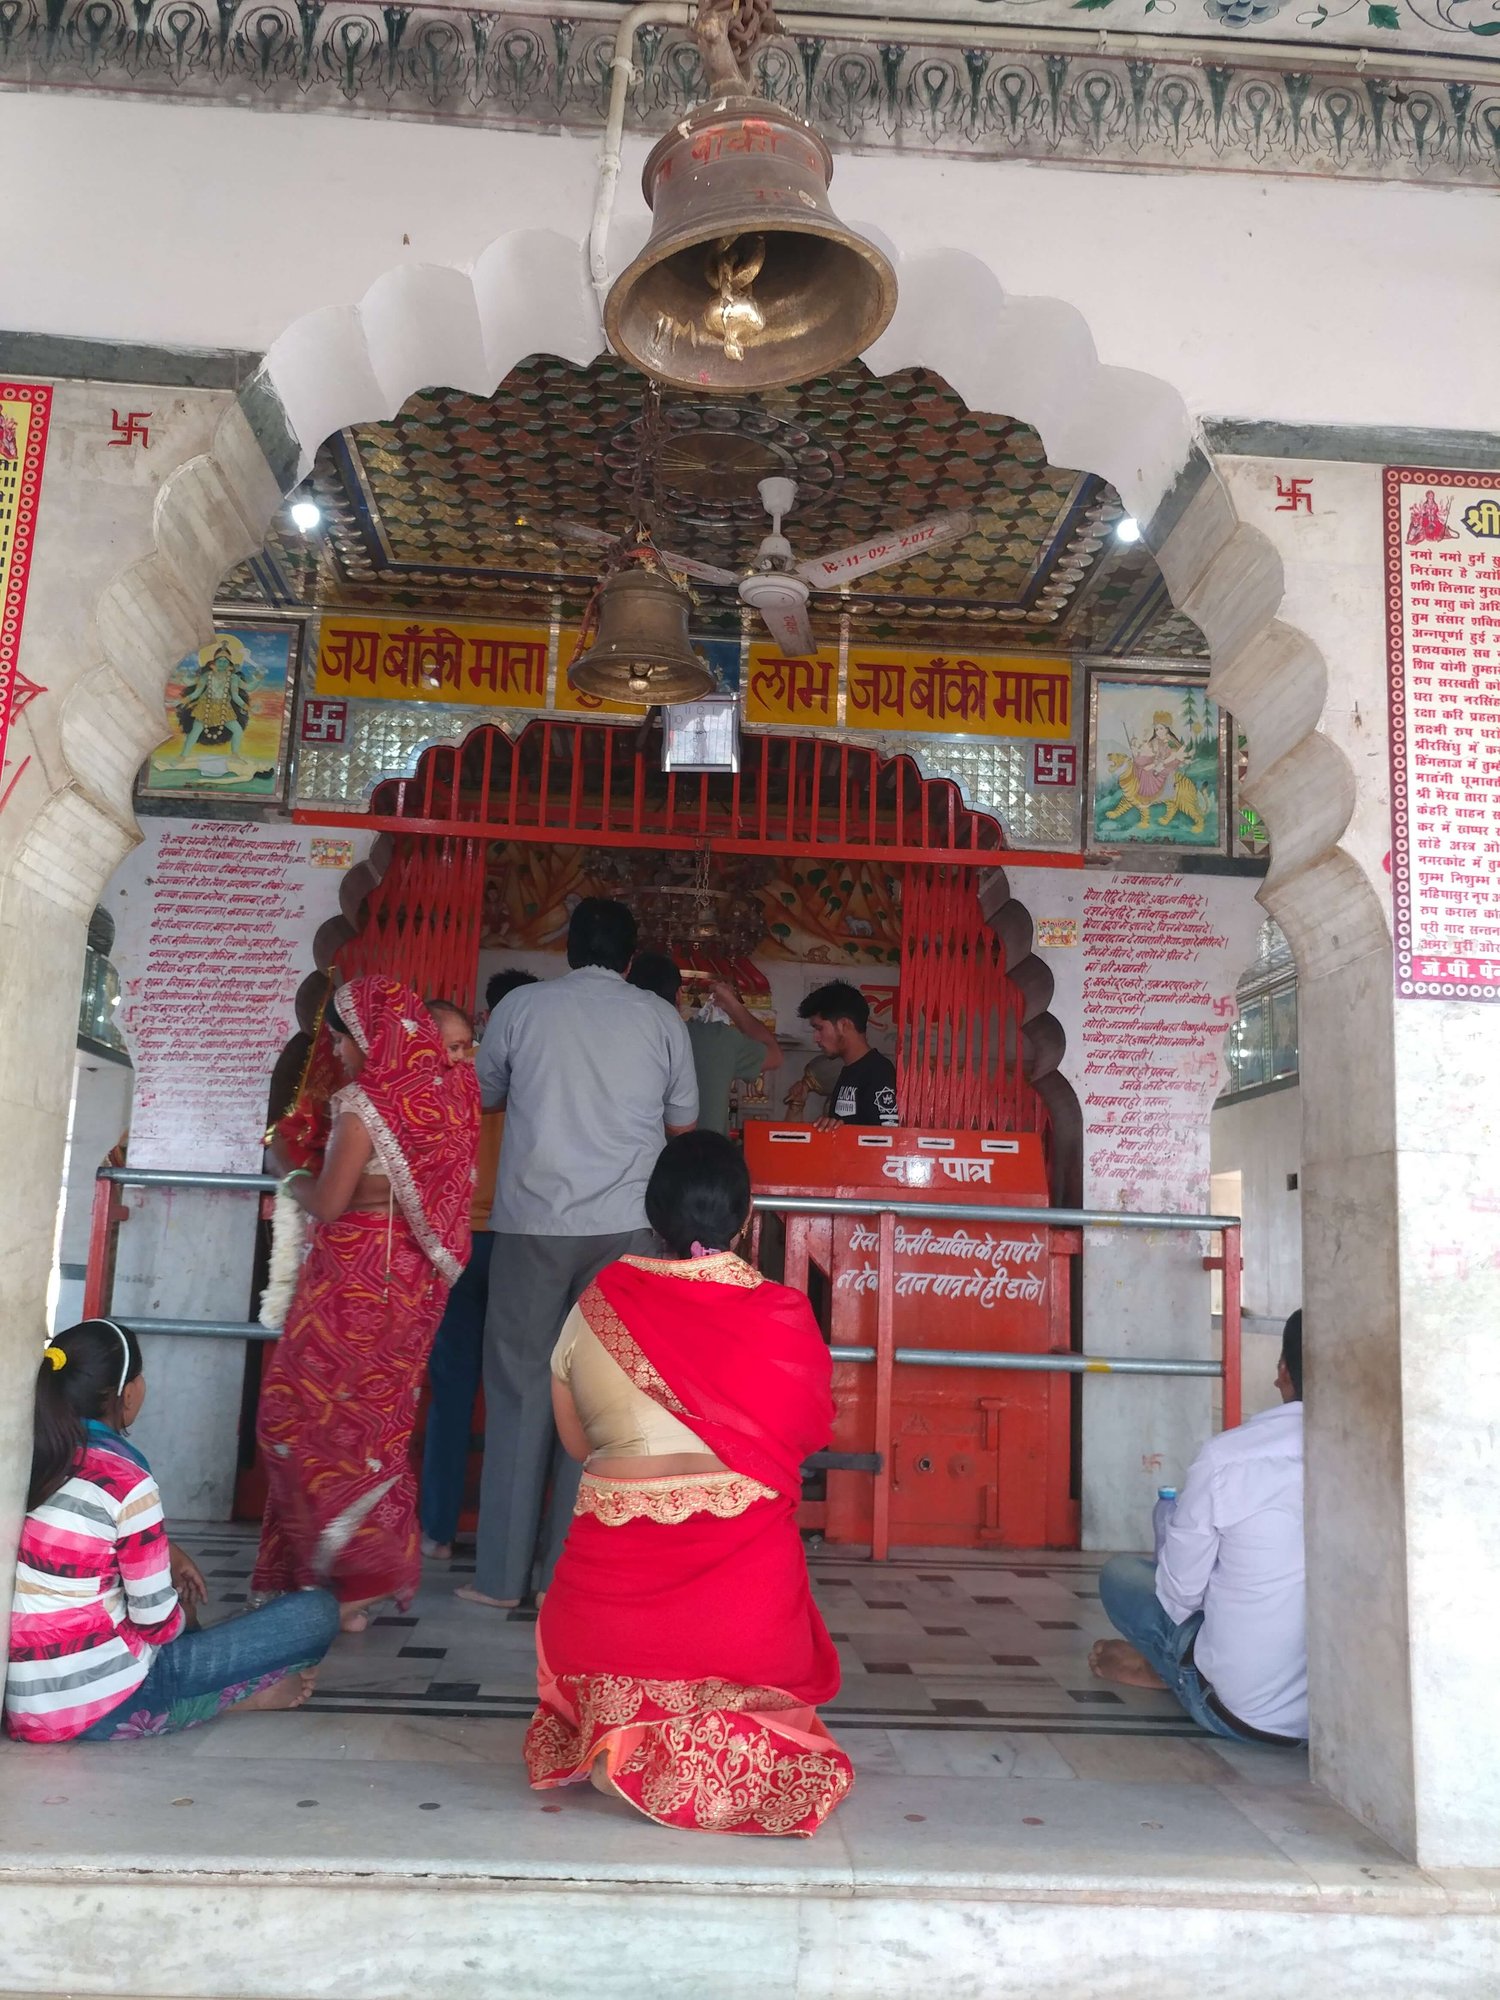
[[567, 897, 638, 974], [646, 1131, 752, 1259], [798, 979, 869, 1036], [486, 968, 538, 1010], [627, 952, 683, 1006], [1280, 1309, 1303, 1400]]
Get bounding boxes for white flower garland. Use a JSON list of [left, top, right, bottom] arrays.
[[259, 1178, 309, 1331]]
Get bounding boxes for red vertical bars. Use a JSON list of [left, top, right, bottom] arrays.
[[1221, 1223, 1243, 1431], [334, 830, 485, 1007], [897, 865, 1048, 1134], [369, 718, 1028, 862], [82, 1177, 120, 1320]]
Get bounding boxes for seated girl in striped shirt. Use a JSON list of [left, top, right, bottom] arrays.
[[5, 1319, 339, 1744]]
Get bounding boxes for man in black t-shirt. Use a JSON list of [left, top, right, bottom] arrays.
[[797, 980, 899, 1128]]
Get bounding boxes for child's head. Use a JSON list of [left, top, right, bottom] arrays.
[[31, 1319, 144, 1508]]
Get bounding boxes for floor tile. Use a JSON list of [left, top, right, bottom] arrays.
[[171, 1528, 1223, 1748]]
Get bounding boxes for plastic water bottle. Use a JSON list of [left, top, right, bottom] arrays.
[[1152, 1487, 1178, 1563]]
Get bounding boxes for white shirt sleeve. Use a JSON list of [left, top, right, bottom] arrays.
[[1155, 1445, 1221, 1625], [663, 1012, 700, 1128]]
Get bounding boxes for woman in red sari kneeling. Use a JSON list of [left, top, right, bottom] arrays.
[[253, 975, 479, 1631], [525, 1131, 852, 1837]]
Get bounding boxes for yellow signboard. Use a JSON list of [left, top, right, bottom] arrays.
[[743, 649, 839, 728], [745, 643, 1071, 740], [313, 616, 1071, 746], [314, 616, 551, 707]]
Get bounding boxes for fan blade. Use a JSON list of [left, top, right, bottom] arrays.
[[656, 549, 742, 589], [796, 510, 973, 588], [552, 521, 618, 550], [759, 596, 816, 659]]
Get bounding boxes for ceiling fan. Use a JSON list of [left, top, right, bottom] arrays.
[[553, 476, 973, 659]]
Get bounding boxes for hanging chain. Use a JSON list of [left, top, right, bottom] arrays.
[[632, 379, 665, 546], [694, 0, 778, 91]]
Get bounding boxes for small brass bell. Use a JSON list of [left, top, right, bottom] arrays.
[[605, 96, 897, 395], [567, 567, 717, 706]]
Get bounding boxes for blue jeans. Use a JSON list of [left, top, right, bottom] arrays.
[[420, 1230, 492, 1547], [81, 1589, 339, 1740], [1097, 1555, 1267, 1743]]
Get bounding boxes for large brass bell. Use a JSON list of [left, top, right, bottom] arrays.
[[604, 96, 897, 394], [567, 566, 717, 706]]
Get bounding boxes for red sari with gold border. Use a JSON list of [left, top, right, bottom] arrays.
[[252, 977, 479, 1610], [524, 1252, 853, 1837]]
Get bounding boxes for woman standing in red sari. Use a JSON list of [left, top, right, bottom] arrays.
[[253, 976, 479, 1631], [525, 1131, 852, 1837]]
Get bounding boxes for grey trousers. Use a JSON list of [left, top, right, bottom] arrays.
[[476, 1226, 657, 1601]]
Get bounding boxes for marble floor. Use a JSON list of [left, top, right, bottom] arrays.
[[186, 1523, 1208, 1744], [3, 1532, 1496, 1999]]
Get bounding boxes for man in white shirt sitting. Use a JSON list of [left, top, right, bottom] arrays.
[[1090, 1311, 1307, 1745]]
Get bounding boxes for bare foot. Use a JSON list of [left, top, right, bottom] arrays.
[[234, 1668, 318, 1715], [1090, 1639, 1167, 1690], [339, 1596, 385, 1634], [455, 1585, 518, 1609], [589, 1758, 625, 1801], [421, 1536, 453, 1560]]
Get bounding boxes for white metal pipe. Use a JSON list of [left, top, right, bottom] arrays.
[[589, 0, 692, 324], [757, 1193, 1236, 1231]]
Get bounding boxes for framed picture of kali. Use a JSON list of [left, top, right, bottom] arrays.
[[1086, 671, 1226, 855], [140, 621, 299, 803]]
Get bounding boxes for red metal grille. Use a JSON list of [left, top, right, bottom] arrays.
[[335, 832, 486, 1007], [896, 864, 1048, 1136], [299, 721, 1012, 868]]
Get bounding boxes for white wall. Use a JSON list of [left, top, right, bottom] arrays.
[[3, 95, 1498, 439], [51, 1053, 134, 1333], [1211, 1082, 1303, 1322], [103, 818, 372, 1518], [1005, 863, 1264, 1548]]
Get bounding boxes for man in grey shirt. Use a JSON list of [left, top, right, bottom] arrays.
[[461, 898, 698, 1609]]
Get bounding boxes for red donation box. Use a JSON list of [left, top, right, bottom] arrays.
[[745, 1124, 1077, 1552]]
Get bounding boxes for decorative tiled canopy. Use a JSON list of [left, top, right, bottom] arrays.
[[223, 355, 1206, 661]]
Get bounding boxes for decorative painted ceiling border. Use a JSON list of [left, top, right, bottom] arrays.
[[4, 3, 1499, 187], [1203, 417, 1500, 464]]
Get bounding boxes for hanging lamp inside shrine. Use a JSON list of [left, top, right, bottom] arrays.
[[567, 564, 717, 706], [603, 5, 896, 394]]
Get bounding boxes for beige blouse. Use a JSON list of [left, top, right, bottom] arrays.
[[550, 1304, 706, 1461]]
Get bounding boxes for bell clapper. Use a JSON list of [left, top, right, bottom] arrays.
[[704, 233, 767, 363]]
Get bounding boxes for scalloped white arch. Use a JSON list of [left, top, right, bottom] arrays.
[[1, 221, 1400, 1855], [21, 225, 1382, 989]]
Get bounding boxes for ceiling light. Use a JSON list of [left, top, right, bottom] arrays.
[[1115, 517, 1142, 544], [290, 500, 322, 533]]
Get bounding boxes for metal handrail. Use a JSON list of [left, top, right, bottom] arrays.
[[123, 1317, 273, 1340], [755, 1194, 1236, 1232], [89, 1176, 1240, 1387], [95, 1167, 1238, 1233], [830, 1346, 1219, 1377], [97, 1168, 276, 1190]]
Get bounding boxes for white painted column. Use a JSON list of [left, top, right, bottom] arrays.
[[1224, 454, 1500, 1866]]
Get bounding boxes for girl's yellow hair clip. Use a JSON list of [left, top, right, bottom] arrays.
[[43, 1345, 66, 1372]]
